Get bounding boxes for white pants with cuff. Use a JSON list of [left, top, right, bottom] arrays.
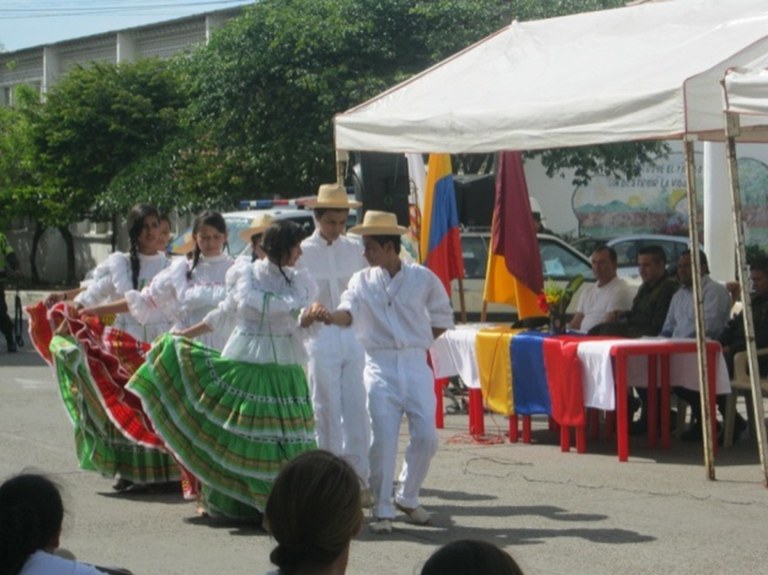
[[307, 325, 370, 485], [366, 347, 438, 520]]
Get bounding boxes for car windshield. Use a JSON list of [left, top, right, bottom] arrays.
[[460, 234, 594, 282]]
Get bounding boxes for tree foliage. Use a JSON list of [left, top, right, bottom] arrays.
[[29, 58, 188, 222], [0, 85, 47, 227]]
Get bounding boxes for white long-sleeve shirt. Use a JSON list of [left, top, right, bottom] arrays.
[[338, 261, 454, 352], [125, 254, 234, 350], [74, 251, 171, 341], [660, 275, 731, 339]]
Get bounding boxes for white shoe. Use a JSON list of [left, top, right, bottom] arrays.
[[369, 518, 393, 534], [395, 503, 431, 525]]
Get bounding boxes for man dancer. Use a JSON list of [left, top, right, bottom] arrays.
[[325, 211, 454, 534], [299, 183, 370, 496]]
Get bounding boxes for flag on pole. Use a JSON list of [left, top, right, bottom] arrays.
[[420, 154, 464, 295], [405, 153, 426, 261], [483, 151, 544, 318]]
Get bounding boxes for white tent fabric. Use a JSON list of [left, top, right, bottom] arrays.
[[724, 54, 768, 117], [335, 0, 768, 153]]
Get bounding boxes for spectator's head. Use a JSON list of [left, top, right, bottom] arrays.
[[750, 256, 768, 297], [532, 212, 544, 232], [678, 249, 709, 287], [421, 540, 524, 575], [265, 450, 363, 575], [591, 245, 618, 286], [637, 245, 667, 285], [261, 220, 305, 268], [0, 473, 64, 574]]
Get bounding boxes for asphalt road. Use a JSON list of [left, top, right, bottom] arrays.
[[2, 342, 768, 575]]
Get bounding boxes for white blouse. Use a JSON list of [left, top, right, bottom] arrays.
[[204, 258, 317, 365], [125, 254, 234, 350], [74, 251, 171, 342]]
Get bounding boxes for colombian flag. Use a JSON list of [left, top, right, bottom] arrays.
[[483, 151, 544, 318], [419, 154, 464, 296]]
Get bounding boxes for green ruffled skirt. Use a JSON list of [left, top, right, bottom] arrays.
[[50, 335, 181, 483], [127, 334, 316, 517]]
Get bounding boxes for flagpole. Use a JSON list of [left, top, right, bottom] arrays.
[[457, 277, 467, 324]]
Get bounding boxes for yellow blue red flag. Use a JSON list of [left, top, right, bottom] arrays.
[[420, 154, 464, 295]]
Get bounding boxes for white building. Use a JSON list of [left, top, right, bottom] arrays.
[[0, 6, 246, 282]]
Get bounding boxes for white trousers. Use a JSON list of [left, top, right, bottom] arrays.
[[366, 348, 438, 520], [307, 326, 370, 484]]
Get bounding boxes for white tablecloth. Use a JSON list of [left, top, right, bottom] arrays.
[[577, 338, 731, 411], [430, 324, 493, 389]]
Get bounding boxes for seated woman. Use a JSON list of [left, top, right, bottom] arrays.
[[265, 450, 363, 575], [0, 472, 132, 575]]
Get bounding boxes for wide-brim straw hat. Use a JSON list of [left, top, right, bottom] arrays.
[[305, 183, 361, 209], [170, 232, 196, 255], [239, 213, 276, 243], [348, 210, 407, 236]]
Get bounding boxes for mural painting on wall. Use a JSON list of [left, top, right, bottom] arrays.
[[572, 151, 768, 247]]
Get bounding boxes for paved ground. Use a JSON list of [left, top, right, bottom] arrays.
[[2, 337, 768, 575]]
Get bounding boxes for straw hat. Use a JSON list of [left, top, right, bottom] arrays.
[[305, 183, 361, 209], [239, 213, 276, 243], [170, 232, 196, 255], [348, 210, 407, 236]]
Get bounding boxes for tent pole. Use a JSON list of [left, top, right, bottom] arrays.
[[336, 150, 349, 185], [724, 112, 768, 486], [683, 138, 716, 480], [480, 299, 488, 323]]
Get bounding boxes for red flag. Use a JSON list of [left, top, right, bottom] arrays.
[[483, 151, 544, 318], [420, 154, 464, 295]]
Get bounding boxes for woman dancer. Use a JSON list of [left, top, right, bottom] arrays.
[[78, 211, 235, 497], [128, 220, 318, 521], [28, 205, 178, 492]]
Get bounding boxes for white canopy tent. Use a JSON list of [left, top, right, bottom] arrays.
[[334, 0, 768, 480], [335, 0, 768, 153], [722, 56, 768, 485]]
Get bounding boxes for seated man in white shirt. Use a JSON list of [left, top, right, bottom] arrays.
[[569, 245, 633, 333], [661, 249, 733, 442]]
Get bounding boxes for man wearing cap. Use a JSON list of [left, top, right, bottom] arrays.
[[324, 210, 454, 534], [298, 183, 371, 494]]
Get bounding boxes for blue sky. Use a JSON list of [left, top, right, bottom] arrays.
[[0, 1, 254, 52]]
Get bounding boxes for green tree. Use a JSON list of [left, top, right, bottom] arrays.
[[26, 58, 188, 279], [31, 58, 188, 220]]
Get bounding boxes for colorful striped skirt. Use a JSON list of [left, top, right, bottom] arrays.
[[127, 333, 316, 517]]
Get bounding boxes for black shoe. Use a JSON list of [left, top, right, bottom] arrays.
[[682, 420, 721, 442], [629, 418, 648, 436], [719, 416, 748, 445]]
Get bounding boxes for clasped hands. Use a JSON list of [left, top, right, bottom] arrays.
[[301, 302, 334, 327]]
